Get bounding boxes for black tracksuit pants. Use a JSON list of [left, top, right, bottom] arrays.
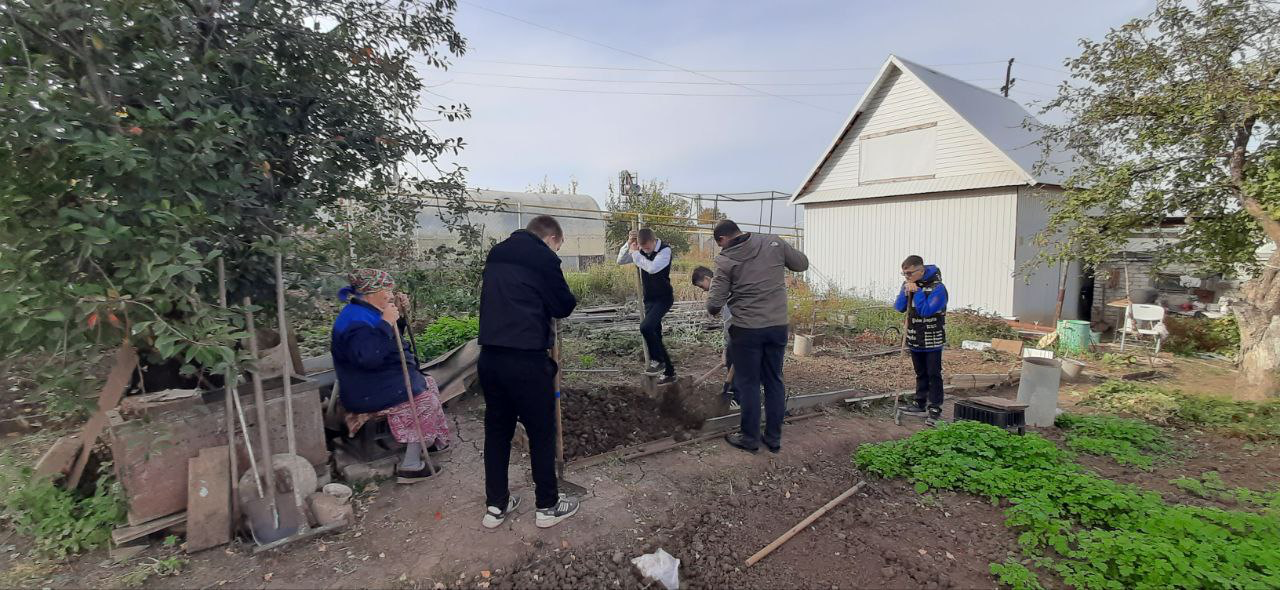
[[479, 346, 559, 510], [640, 298, 675, 376], [910, 349, 945, 413]]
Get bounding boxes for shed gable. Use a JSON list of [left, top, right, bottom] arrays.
[[799, 66, 1025, 203]]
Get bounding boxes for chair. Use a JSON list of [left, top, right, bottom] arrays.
[[1119, 304, 1166, 354]]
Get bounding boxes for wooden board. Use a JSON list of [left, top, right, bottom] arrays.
[[185, 446, 232, 553], [991, 338, 1024, 356], [112, 512, 186, 546], [970, 396, 1028, 411]]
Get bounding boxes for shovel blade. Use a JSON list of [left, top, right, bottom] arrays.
[[243, 490, 304, 546]]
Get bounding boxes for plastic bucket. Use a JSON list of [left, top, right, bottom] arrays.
[[1017, 357, 1062, 427], [1056, 320, 1092, 354]]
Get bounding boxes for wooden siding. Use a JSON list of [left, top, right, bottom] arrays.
[[803, 188, 1018, 316], [805, 67, 1015, 197]]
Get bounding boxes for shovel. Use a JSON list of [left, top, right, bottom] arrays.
[[552, 320, 587, 497], [240, 297, 305, 545]]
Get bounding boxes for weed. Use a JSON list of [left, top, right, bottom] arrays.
[[578, 354, 597, 369], [1172, 471, 1280, 517], [116, 556, 188, 588], [946, 311, 1019, 348], [162, 534, 180, 547], [1081, 381, 1280, 440], [414, 315, 479, 361], [1055, 414, 1171, 469], [1164, 316, 1239, 358], [0, 466, 125, 558], [854, 421, 1280, 589], [1100, 353, 1138, 369]]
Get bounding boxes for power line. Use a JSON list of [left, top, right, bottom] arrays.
[[449, 70, 873, 86], [467, 57, 1010, 73], [459, 1, 840, 113], [1020, 62, 1073, 76], [442, 81, 864, 97]]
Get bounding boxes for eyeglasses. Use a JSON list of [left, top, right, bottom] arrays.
[[901, 268, 922, 277]]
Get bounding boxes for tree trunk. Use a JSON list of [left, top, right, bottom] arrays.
[[1236, 246, 1280, 400]]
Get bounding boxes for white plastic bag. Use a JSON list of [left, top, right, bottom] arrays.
[[631, 548, 680, 590]]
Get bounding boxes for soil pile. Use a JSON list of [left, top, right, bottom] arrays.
[[560, 385, 681, 460]]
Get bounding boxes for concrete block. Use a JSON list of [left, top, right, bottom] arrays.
[[186, 446, 232, 553], [991, 338, 1024, 356]]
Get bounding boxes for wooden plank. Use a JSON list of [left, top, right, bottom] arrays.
[[185, 447, 232, 553], [112, 512, 187, 546], [68, 343, 138, 489], [970, 396, 1028, 411], [34, 434, 82, 480], [990, 338, 1024, 356]]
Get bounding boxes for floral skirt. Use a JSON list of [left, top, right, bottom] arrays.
[[344, 375, 451, 447]]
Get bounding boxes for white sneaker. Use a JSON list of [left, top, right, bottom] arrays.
[[535, 496, 579, 529], [482, 496, 520, 529]]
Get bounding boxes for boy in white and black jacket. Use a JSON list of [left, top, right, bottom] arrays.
[[893, 255, 949, 423]]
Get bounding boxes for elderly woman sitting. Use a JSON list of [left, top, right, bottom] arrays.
[[331, 269, 451, 483]]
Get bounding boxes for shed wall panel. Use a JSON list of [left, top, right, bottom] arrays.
[[803, 188, 1018, 316]]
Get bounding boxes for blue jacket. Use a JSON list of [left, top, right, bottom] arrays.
[[331, 299, 426, 413], [479, 230, 578, 351], [894, 265, 948, 352]]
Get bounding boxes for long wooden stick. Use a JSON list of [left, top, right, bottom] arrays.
[[216, 259, 240, 532], [392, 325, 439, 476], [692, 361, 726, 387], [273, 251, 297, 456], [744, 480, 866, 567], [243, 299, 279, 527]]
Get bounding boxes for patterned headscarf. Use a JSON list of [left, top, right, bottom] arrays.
[[339, 268, 395, 301]]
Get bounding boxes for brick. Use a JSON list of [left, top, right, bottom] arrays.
[[990, 338, 1023, 356], [186, 446, 232, 553]]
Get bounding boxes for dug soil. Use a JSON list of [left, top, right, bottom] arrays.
[[492, 427, 1021, 590], [560, 385, 682, 460]]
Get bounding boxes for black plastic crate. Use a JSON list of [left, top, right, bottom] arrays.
[[954, 400, 1025, 434]]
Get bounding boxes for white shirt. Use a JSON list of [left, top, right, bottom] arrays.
[[616, 239, 672, 274]]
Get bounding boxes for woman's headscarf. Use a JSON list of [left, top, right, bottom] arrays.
[[338, 268, 395, 302]]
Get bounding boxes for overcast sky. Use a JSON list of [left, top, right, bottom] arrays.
[[415, 0, 1153, 228]]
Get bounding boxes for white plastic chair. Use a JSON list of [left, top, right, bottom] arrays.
[[1119, 304, 1166, 354]]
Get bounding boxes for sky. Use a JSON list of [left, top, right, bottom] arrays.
[[413, 0, 1154, 229]]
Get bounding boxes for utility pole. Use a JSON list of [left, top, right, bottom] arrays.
[[1000, 58, 1016, 97]]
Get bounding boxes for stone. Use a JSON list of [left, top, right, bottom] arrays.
[[185, 446, 232, 553]]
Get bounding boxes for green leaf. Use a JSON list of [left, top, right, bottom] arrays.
[[38, 310, 67, 322]]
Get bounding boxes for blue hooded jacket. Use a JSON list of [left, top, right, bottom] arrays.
[[330, 298, 426, 413], [894, 265, 948, 352]]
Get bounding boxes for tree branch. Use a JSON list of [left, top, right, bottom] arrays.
[[1230, 114, 1280, 245]]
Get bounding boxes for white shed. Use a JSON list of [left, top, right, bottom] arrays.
[[790, 55, 1080, 325]]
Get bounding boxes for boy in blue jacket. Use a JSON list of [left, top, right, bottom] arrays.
[[893, 255, 949, 423]]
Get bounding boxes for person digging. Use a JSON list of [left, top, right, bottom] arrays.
[[893, 255, 949, 425], [705, 219, 809, 454], [692, 265, 739, 411], [478, 215, 580, 529], [617, 227, 677, 384], [330, 269, 452, 484]]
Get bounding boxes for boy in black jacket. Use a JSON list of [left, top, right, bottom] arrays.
[[478, 215, 579, 529]]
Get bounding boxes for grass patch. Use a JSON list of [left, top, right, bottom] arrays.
[[946, 310, 1019, 348], [115, 556, 188, 588], [0, 457, 125, 558], [1080, 381, 1280, 440], [1055, 413, 1171, 469], [854, 421, 1280, 589]]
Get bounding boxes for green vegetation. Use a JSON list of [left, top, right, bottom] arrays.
[[854, 421, 1280, 589], [989, 559, 1046, 590], [0, 468, 125, 558], [414, 315, 479, 361], [1055, 414, 1171, 469], [1173, 472, 1280, 517], [565, 264, 636, 306], [1080, 381, 1280, 440], [1165, 316, 1241, 358], [604, 177, 695, 254], [947, 310, 1019, 348]]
